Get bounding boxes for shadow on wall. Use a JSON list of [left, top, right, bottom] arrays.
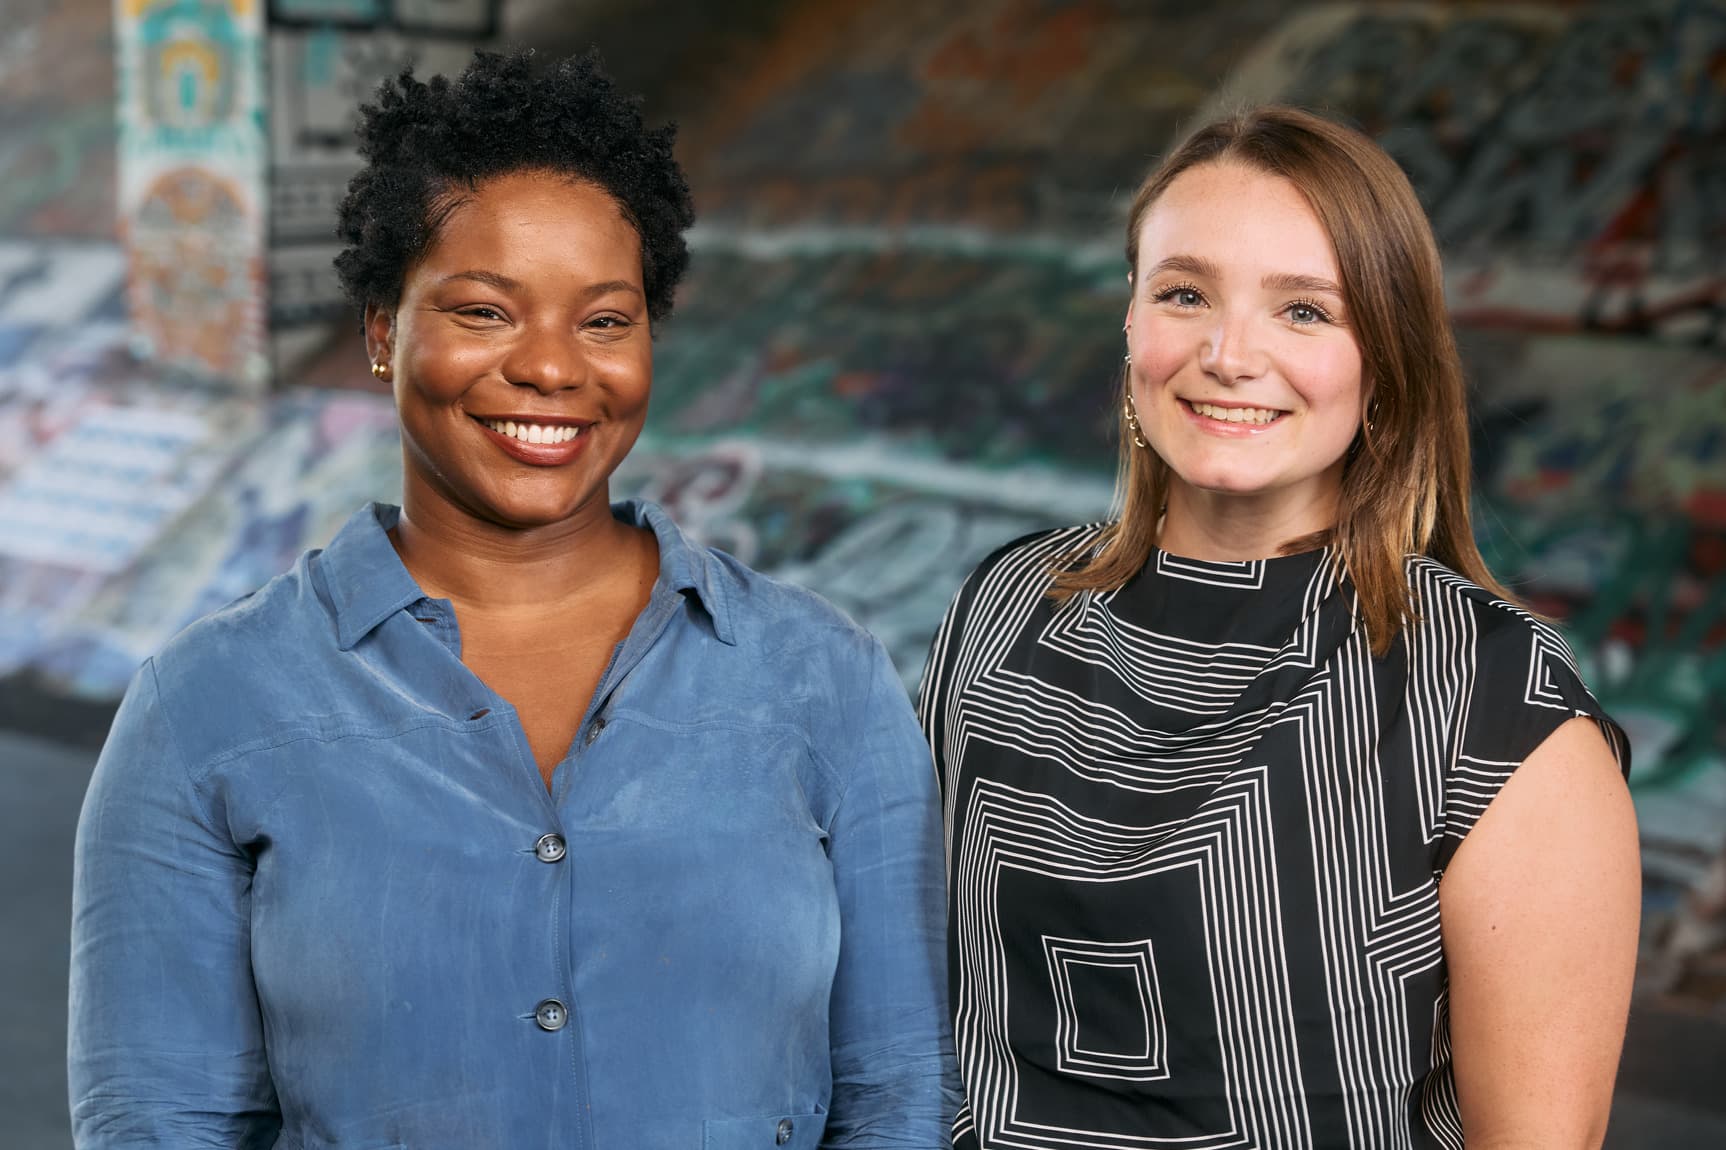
[[0, 0, 1722, 1015]]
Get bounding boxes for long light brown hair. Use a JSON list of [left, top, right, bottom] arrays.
[[1050, 106, 1515, 655]]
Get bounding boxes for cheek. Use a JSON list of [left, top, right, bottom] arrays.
[[593, 342, 655, 405], [403, 334, 494, 402], [1128, 320, 1192, 400], [1285, 343, 1365, 424]]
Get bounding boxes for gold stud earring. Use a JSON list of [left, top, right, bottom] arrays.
[[371, 360, 388, 378], [1123, 399, 1148, 449]]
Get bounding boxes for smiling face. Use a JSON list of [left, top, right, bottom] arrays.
[[1126, 160, 1366, 549], [367, 170, 652, 533]]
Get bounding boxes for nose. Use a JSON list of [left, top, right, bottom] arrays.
[[500, 323, 584, 394], [1197, 309, 1265, 386]]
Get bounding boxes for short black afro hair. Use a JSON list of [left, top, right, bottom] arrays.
[[334, 49, 695, 323]]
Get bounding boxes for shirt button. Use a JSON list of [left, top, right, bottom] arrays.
[[776, 1118, 794, 1144], [584, 717, 606, 745], [534, 999, 567, 1031], [534, 833, 566, 863]]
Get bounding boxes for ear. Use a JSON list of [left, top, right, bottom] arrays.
[[363, 305, 395, 369]]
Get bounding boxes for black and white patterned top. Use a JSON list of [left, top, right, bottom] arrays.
[[917, 525, 1629, 1150]]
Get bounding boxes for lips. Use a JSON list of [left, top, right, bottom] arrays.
[[470, 415, 594, 466], [1181, 398, 1288, 430]]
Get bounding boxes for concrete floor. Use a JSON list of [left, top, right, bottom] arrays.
[[5, 727, 1724, 1149]]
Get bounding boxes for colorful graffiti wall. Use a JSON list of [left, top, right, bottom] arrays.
[[116, 0, 270, 388], [265, 0, 497, 360], [0, 0, 1721, 1006], [0, 0, 117, 239], [651, 0, 1726, 1006]]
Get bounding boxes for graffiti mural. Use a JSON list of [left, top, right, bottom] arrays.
[[265, 2, 494, 370], [0, 0, 116, 238], [656, 0, 1724, 1010], [117, 0, 269, 388], [616, 437, 1110, 681], [0, 0, 1722, 1010]]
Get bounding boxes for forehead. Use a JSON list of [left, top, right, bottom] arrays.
[[417, 171, 642, 276], [1136, 161, 1338, 280]]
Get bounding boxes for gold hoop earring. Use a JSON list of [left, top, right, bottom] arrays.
[[371, 360, 388, 379], [1124, 399, 1148, 449]]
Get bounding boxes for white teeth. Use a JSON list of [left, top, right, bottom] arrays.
[[482, 420, 586, 444], [1190, 401, 1281, 425]]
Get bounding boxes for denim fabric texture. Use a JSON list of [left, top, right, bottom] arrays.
[[69, 501, 957, 1149]]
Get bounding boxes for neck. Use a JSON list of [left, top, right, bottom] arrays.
[[1157, 479, 1338, 562], [391, 476, 644, 614]]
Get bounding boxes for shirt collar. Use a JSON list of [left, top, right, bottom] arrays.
[[318, 500, 735, 651], [615, 498, 736, 646], [319, 503, 425, 651]]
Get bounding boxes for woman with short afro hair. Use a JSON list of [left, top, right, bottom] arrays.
[[70, 50, 958, 1149]]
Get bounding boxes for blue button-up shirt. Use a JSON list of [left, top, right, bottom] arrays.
[[70, 501, 956, 1149]]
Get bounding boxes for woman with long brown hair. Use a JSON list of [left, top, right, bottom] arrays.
[[919, 107, 1638, 1149]]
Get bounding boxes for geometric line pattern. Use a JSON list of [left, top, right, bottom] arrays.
[[1155, 551, 1267, 588], [1043, 937, 1169, 1081], [921, 527, 1626, 1150], [955, 774, 1309, 1150]]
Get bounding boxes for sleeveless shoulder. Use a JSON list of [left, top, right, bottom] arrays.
[[1404, 556, 1630, 871], [915, 522, 1106, 768]]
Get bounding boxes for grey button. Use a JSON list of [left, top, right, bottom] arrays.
[[534, 999, 567, 1031], [776, 1118, 794, 1144], [584, 718, 606, 745], [534, 833, 566, 863]]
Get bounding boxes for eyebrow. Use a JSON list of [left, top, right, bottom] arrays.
[[576, 279, 645, 301], [1261, 271, 1344, 297], [1144, 254, 1222, 281], [439, 271, 644, 301], [441, 269, 521, 291], [1143, 256, 1344, 299]]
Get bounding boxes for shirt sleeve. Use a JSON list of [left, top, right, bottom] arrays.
[[822, 638, 960, 1149], [68, 657, 281, 1148], [916, 562, 985, 800], [1435, 607, 1632, 874]]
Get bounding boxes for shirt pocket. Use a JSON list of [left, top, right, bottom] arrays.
[[703, 1111, 825, 1150]]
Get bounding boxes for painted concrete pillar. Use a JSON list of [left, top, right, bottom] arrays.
[[115, 0, 269, 391], [115, 0, 497, 390]]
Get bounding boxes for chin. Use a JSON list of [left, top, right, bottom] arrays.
[[1170, 464, 1277, 498], [463, 483, 603, 530]]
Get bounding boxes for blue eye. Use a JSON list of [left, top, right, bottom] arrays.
[[1287, 300, 1333, 325]]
